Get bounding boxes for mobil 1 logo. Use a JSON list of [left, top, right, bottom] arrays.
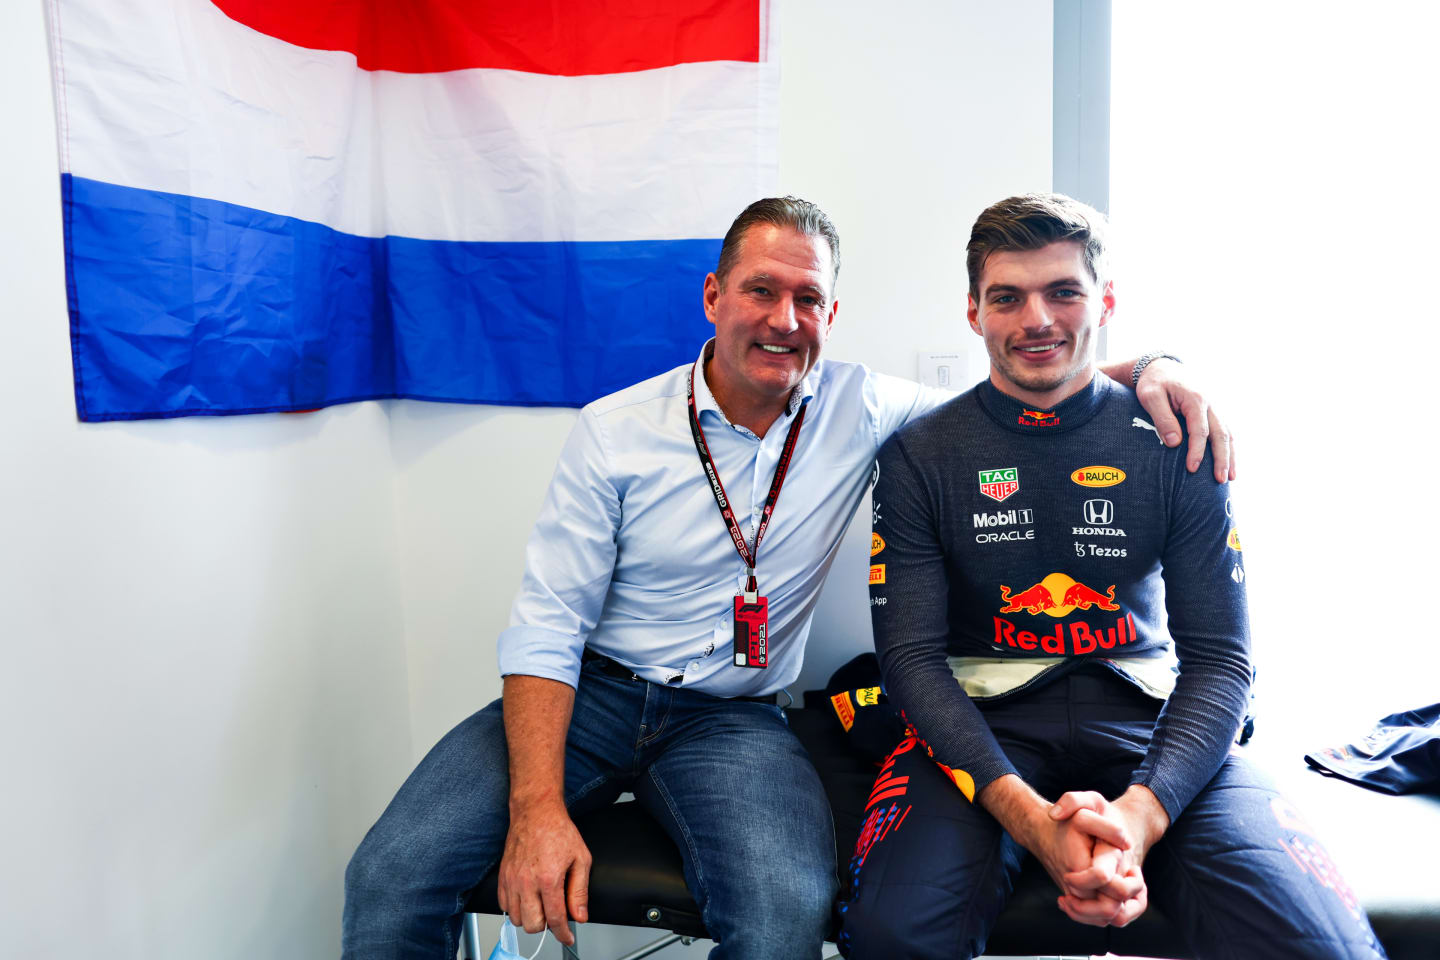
[[974, 507, 1035, 544]]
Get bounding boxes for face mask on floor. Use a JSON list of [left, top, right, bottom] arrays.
[[487, 919, 547, 960]]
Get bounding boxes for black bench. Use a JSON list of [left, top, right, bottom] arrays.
[[465, 707, 1439, 958]]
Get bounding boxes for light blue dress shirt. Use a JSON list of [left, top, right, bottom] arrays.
[[498, 340, 946, 697]]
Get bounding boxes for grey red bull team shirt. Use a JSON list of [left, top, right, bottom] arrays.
[[869, 373, 1250, 820]]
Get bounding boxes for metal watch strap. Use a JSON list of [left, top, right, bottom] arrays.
[[1131, 351, 1182, 386]]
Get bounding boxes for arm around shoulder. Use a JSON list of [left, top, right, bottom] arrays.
[[1101, 354, 1235, 481]]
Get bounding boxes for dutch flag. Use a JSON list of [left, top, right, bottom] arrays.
[[46, 0, 778, 420]]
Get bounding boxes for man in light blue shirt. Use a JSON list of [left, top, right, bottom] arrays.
[[343, 198, 1230, 959]]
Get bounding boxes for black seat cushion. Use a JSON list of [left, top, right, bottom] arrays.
[[466, 800, 708, 939]]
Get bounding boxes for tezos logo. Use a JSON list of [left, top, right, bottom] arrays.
[[979, 467, 1020, 502], [1071, 466, 1125, 487]]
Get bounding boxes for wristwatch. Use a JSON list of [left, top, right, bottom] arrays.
[[1131, 351, 1182, 387]]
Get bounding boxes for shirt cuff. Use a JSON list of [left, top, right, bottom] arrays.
[[497, 624, 585, 689], [967, 755, 1021, 802], [1130, 770, 1186, 824]]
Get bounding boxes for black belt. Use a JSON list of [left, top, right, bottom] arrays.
[[583, 650, 780, 705]]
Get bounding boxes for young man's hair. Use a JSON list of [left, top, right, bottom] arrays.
[[715, 196, 841, 289], [966, 193, 1109, 299]]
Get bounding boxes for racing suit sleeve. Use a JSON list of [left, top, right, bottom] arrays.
[[1129, 448, 1252, 820], [497, 406, 621, 689], [869, 434, 1019, 799]]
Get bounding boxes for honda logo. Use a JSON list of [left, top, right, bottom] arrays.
[[1083, 499, 1113, 525]]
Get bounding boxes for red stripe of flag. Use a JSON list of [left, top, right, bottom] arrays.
[[212, 0, 762, 75]]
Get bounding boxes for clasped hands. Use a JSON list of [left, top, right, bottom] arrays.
[[1032, 785, 1169, 928]]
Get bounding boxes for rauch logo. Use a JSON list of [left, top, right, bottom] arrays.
[[1070, 466, 1126, 487]]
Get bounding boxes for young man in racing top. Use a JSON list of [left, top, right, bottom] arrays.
[[839, 193, 1385, 959]]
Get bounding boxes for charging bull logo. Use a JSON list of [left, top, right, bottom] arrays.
[[994, 574, 1133, 655], [999, 573, 1119, 617], [1018, 408, 1060, 428]]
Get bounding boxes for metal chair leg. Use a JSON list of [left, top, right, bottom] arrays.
[[611, 933, 686, 959], [560, 920, 581, 959], [462, 912, 484, 960]]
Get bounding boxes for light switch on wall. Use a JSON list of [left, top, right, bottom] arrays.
[[917, 352, 960, 388], [918, 349, 988, 390]]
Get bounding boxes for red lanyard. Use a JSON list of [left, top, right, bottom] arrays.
[[686, 361, 807, 597]]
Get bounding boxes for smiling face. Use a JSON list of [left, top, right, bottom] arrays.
[[702, 223, 838, 428], [967, 240, 1114, 409]]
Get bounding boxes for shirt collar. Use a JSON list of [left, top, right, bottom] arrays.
[[975, 371, 1110, 435], [692, 338, 816, 427]]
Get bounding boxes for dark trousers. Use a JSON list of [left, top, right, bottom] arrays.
[[838, 667, 1386, 960]]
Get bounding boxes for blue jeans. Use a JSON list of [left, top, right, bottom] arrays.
[[343, 657, 837, 959]]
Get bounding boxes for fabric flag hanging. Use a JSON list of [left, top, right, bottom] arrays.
[[45, 0, 778, 421]]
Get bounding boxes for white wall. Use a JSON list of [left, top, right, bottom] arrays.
[[1107, 2, 1440, 743], [5, 1, 1054, 957], [2, 3, 412, 957]]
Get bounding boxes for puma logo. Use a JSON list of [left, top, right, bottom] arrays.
[[1132, 417, 1162, 443]]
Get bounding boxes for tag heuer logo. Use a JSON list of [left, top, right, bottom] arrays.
[[978, 467, 1020, 503], [1071, 466, 1126, 487]]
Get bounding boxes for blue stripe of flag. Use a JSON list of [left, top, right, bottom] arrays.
[[62, 174, 718, 421]]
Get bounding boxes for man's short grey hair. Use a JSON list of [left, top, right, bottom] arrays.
[[715, 196, 841, 289]]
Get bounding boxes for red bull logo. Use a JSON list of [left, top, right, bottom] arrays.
[[993, 573, 1132, 655], [1018, 408, 1061, 428], [993, 612, 1138, 655], [998, 573, 1119, 616]]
